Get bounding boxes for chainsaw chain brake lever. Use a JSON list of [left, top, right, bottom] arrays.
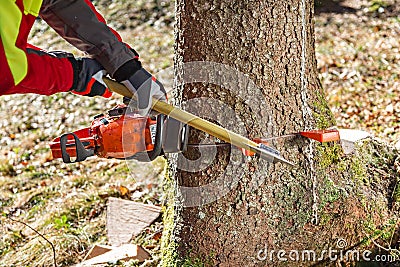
[[60, 133, 94, 163]]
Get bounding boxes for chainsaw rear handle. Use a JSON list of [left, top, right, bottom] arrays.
[[60, 133, 94, 163]]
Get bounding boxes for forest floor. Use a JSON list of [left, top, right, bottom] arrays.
[[316, 0, 400, 145], [0, 0, 399, 266]]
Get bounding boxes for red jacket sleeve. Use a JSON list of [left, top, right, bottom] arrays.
[[39, 0, 135, 76]]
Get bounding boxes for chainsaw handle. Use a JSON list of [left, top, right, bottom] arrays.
[[60, 133, 94, 163], [146, 114, 164, 161]]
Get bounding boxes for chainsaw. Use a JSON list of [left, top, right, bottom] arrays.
[[50, 78, 340, 166], [50, 104, 189, 163]]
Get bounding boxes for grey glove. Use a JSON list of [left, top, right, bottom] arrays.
[[113, 59, 166, 115]]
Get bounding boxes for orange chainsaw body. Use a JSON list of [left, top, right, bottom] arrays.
[[50, 105, 156, 161], [93, 114, 149, 158]]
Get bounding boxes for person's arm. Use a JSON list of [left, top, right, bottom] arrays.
[[39, 0, 140, 77], [40, 0, 166, 113], [0, 0, 113, 97]]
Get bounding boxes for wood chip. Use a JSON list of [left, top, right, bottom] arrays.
[[83, 245, 113, 261], [79, 244, 150, 266]]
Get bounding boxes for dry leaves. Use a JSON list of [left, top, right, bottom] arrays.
[[315, 0, 400, 144]]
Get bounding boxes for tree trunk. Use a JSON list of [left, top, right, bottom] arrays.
[[161, 0, 400, 266]]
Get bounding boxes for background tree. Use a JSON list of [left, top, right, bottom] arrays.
[[162, 0, 399, 266]]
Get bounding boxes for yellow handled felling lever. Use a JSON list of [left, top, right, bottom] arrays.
[[103, 77, 294, 166]]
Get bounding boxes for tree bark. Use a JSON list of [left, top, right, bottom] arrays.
[[162, 0, 400, 266]]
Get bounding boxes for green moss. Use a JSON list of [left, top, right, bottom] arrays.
[[160, 164, 179, 267], [316, 142, 342, 170], [177, 248, 215, 267], [182, 257, 206, 267], [349, 156, 368, 185], [318, 212, 334, 225], [369, 0, 389, 12], [314, 136, 371, 229], [394, 179, 400, 203], [315, 138, 368, 186], [318, 177, 341, 208], [0, 161, 15, 176], [180, 252, 215, 267], [362, 216, 398, 246], [313, 86, 336, 129], [336, 159, 348, 172]]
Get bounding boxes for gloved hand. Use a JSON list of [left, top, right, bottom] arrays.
[[113, 58, 167, 116], [68, 57, 112, 98]]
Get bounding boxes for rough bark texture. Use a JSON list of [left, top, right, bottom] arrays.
[[161, 1, 400, 266]]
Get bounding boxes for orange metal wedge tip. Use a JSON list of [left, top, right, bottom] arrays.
[[299, 129, 340, 142]]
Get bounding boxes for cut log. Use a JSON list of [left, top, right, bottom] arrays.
[[107, 197, 161, 246]]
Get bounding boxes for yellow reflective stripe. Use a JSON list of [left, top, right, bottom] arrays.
[[23, 0, 43, 16], [0, 1, 28, 85]]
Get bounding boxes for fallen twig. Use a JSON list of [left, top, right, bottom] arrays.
[[4, 216, 57, 267]]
